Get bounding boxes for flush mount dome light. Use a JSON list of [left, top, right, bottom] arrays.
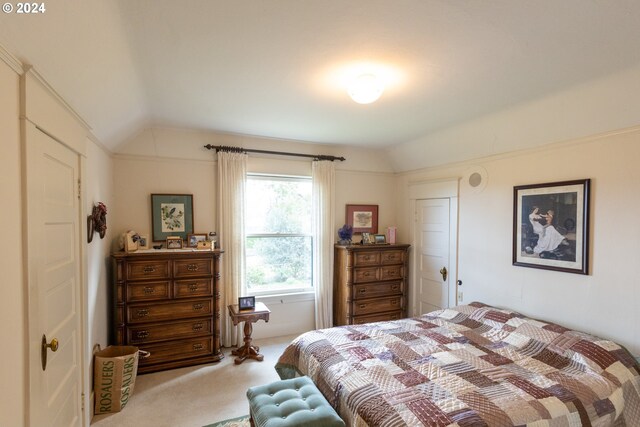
[[347, 73, 384, 104]]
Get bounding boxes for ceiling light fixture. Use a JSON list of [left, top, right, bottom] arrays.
[[347, 73, 384, 104]]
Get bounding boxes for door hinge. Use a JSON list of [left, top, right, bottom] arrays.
[[77, 179, 81, 200], [81, 392, 84, 411]]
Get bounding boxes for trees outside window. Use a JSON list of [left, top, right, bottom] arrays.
[[245, 175, 312, 294]]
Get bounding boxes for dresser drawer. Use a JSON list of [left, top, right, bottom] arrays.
[[353, 281, 403, 300], [353, 251, 380, 266], [353, 310, 404, 325], [127, 318, 212, 344], [380, 265, 404, 281], [353, 267, 379, 283], [352, 296, 403, 316], [173, 258, 213, 278], [138, 337, 213, 367], [126, 281, 170, 302], [126, 260, 171, 280], [173, 279, 213, 298], [380, 250, 405, 265], [127, 299, 212, 324]]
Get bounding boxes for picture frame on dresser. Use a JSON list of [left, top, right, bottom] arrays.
[[373, 234, 387, 244], [151, 193, 194, 242], [166, 236, 183, 249], [187, 233, 207, 248]]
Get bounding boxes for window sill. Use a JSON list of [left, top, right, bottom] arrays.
[[253, 291, 315, 305]]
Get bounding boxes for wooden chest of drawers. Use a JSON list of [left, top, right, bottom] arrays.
[[333, 244, 410, 326], [112, 250, 224, 373]]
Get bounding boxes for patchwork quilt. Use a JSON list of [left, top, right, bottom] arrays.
[[275, 302, 640, 426]]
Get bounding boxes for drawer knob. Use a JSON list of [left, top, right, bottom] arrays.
[[136, 330, 149, 339], [391, 300, 398, 306], [391, 285, 399, 291], [188, 283, 198, 292], [358, 288, 366, 294], [193, 343, 204, 351], [143, 287, 155, 294], [363, 272, 370, 277], [359, 304, 366, 309], [187, 264, 199, 272], [192, 323, 204, 331], [143, 266, 156, 273], [137, 309, 149, 317], [193, 303, 204, 310], [363, 255, 371, 260]]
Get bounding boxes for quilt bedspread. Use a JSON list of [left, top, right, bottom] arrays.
[[275, 302, 640, 426]]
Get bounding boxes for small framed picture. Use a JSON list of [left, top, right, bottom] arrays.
[[373, 234, 387, 244], [361, 232, 371, 244], [166, 236, 183, 249], [238, 296, 255, 311], [346, 204, 378, 234], [138, 234, 150, 250], [187, 233, 207, 248]]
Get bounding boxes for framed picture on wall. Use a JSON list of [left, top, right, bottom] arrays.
[[151, 194, 194, 242], [346, 204, 378, 234], [513, 179, 590, 275]]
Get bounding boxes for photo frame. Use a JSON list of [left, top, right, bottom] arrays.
[[513, 179, 590, 275], [166, 236, 183, 249], [187, 233, 207, 248], [373, 234, 387, 244], [151, 194, 194, 242], [138, 234, 150, 250], [346, 204, 378, 233], [238, 296, 255, 311], [361, 232, 371, 244]]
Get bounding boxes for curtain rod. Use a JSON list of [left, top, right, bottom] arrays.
[[204, 144, 346, 162]]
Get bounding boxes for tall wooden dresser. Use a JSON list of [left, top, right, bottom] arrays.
[[112, 250, 224, 373], [333, 244, 410, 326]]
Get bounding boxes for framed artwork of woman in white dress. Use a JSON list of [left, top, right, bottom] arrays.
[[513, 179, 590, 275]]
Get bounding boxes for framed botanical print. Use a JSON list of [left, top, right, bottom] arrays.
[[513, 179, 590, 274], [346, 204, 378, 234], [151, 194, 194, 242]]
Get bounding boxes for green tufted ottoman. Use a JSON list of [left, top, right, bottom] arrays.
[[246, 376, 345, 427]]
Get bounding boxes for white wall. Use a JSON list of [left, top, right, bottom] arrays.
[[396, 130, 640, 356], [114, 128, 398, 338], [0, 52, 26, 427], [84, 138, 114, 404]]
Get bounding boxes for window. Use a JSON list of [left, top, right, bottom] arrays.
[[245, 175, 312, 295]]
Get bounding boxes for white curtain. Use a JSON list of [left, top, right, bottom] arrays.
[[216, 151, 247, 347], [312, 160, 335, 329]]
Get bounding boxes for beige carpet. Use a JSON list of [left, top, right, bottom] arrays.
[[91, 335, 296, 427]]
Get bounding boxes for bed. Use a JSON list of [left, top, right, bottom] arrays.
[[275, 302, 640, 426]]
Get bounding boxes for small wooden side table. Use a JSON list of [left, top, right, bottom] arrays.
[[227, 302, 270, 365]]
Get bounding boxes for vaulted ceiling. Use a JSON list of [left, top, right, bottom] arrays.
[[1, 1, 639, 151]]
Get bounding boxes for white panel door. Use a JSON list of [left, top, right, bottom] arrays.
[[415, 198, 450, 315], [27, 125, 82, 427]]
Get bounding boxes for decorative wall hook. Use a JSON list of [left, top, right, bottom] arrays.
[[88, 202, 108, 243]]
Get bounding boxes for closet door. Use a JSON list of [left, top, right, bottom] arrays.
[[26, 124, 83, 427]]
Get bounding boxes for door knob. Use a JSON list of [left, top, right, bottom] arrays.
[[440, 267, 447, 281], [41, 334, 59, 371]]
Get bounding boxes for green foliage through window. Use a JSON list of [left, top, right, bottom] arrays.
[[245, 176, 312, 294]]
